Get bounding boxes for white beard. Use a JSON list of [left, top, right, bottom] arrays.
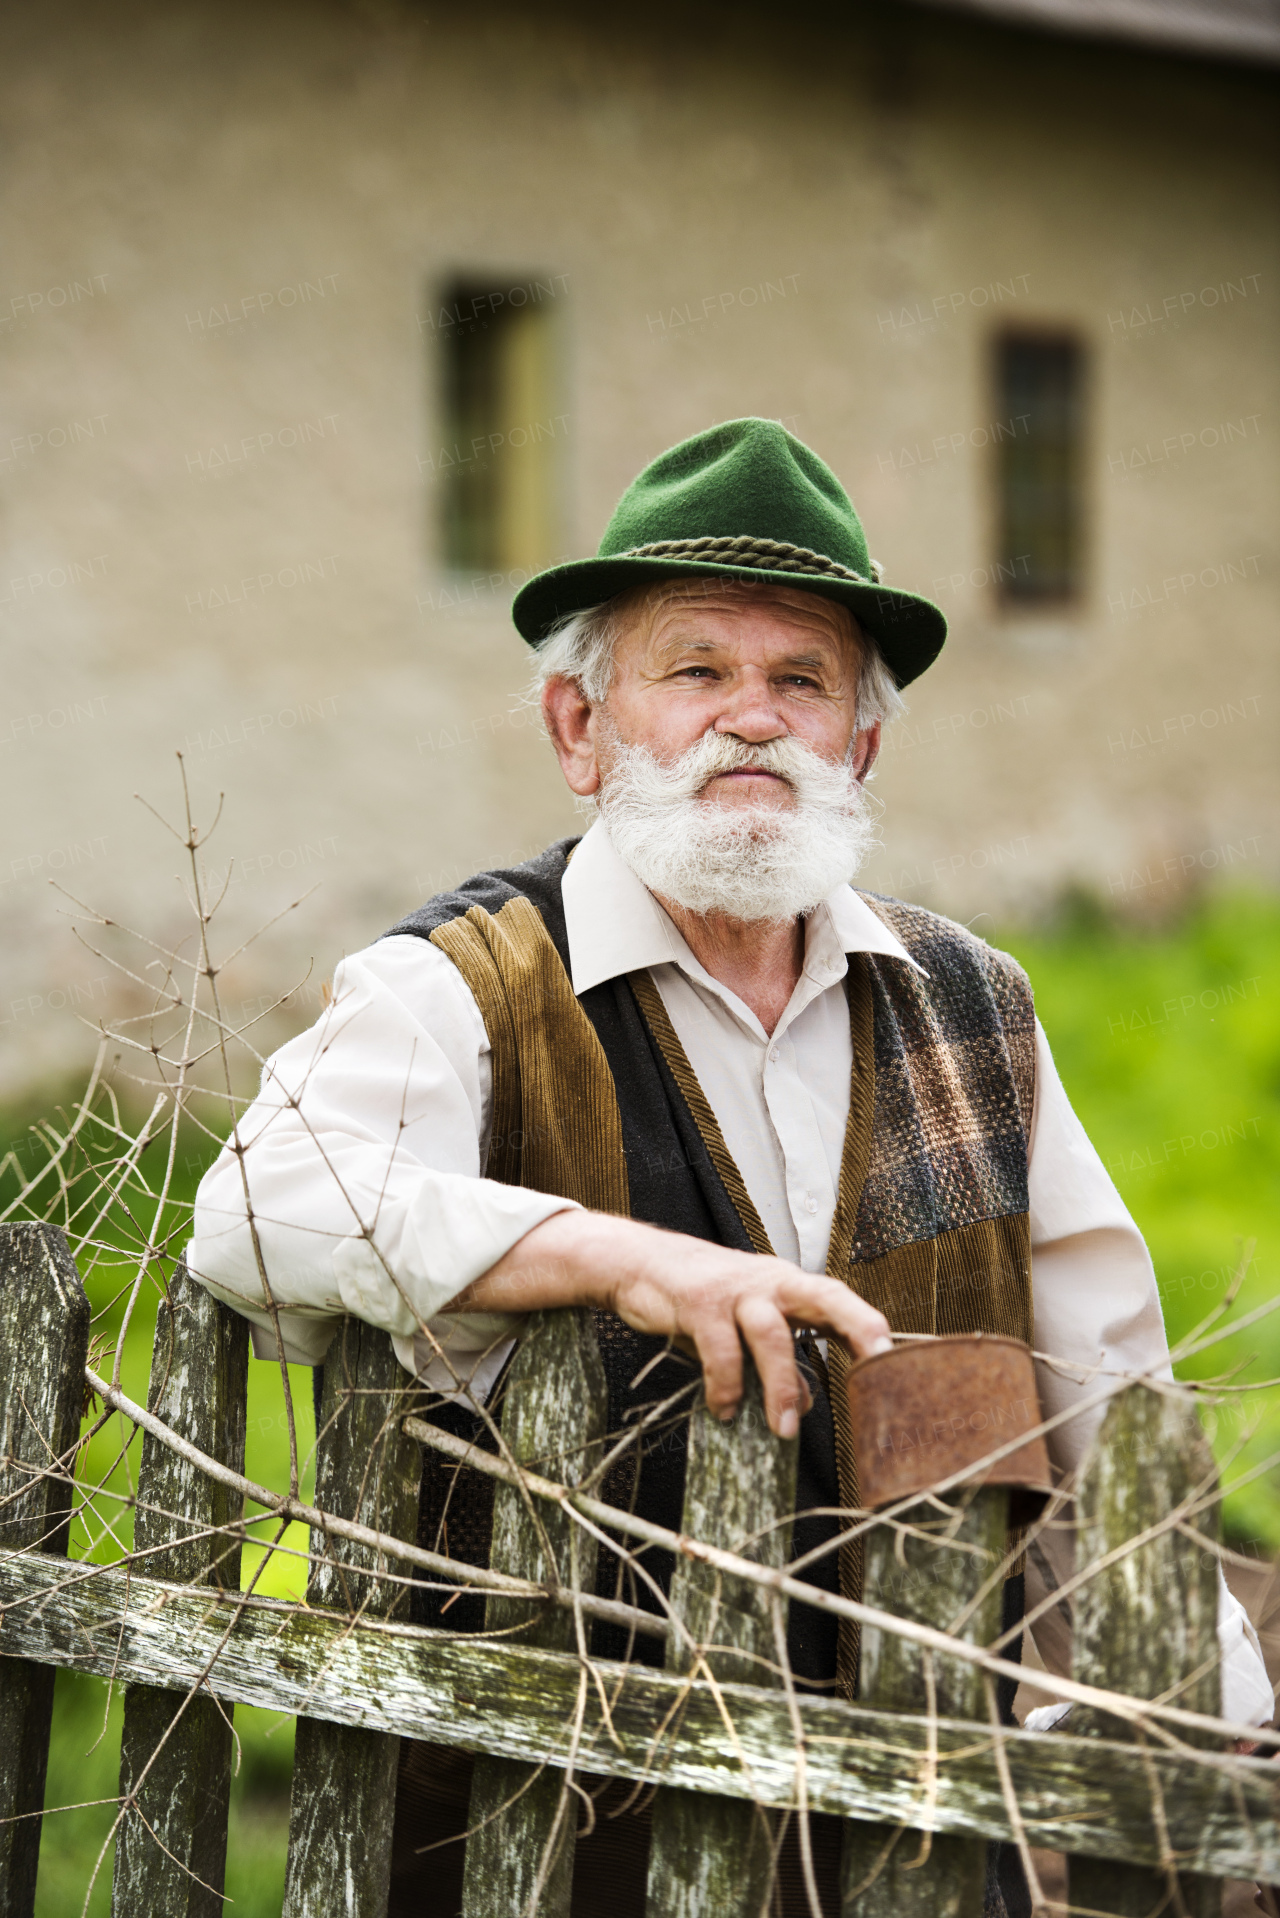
[[593, 726, 879, 923]]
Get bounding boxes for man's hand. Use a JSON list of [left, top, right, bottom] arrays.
[[449, 1210, 893, 1438]]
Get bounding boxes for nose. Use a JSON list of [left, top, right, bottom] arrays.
[[711, 666, 789, 745]]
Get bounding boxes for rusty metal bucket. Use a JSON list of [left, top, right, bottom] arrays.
[[847, 1334, 1053, 1521]]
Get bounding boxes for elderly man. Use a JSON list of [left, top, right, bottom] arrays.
[[191, 419, 1270, 1916]]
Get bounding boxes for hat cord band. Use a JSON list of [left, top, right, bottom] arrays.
[[616, 533, 884, 586]]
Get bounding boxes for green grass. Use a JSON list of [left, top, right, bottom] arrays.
[[9, 887, 1279, 1908], [995, 890, 1280, 1547]]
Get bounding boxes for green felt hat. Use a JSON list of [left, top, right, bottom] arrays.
[[512, 417, 946, 686]]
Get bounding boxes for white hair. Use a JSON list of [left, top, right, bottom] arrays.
[[530, 583, 907, 732]]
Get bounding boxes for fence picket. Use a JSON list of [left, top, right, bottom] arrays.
[[0, 1224, 90, 1918], [1069, 1382, 1223, 1917], [645, 1361, 798, 1918], [840, 1486, 1009, 1916], [282, 1316, 421, 1918], [110, 1265, 249, 1917], [461, 1307, 608, 1918]]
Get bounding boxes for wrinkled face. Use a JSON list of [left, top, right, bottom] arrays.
[[541, 581, 883, 921], [583, 581, 878, 806]]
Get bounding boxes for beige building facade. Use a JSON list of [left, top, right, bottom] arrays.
[[1, 0, 1275, 1092]]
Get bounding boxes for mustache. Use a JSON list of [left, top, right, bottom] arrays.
[[600, 728, 858, 809]]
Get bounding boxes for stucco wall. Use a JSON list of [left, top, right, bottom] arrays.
[[0, 0, 1274, 1090]]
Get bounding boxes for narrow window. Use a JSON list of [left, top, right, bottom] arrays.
[[995, 333, 1084, 604], [437, 281, 560, 573]]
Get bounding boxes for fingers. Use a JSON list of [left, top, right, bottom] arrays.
[[612, 1232, 894, 1438], [683, 1269, 891, 1437], [776, 1272, 892, 1360], [728, 1273, 893, 1436], [736, 1294, 810, 1439], [689, 1314, 745, 1425], [686, 1298, 813, 1439]]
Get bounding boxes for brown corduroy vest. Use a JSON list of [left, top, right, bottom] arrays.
[[421, 865, 1036, 1693]]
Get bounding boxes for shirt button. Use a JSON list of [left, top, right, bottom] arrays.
[[768, 1047, 779, 1064], [804, 1194, 818, 1215]]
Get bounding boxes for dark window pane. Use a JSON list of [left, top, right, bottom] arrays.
[[437, 282, 559, 573], [996, 334, 1083, 603]]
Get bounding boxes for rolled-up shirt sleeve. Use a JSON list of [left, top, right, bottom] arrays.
[[187, 934, 578, 1378], [1028, 1018, 1273, 1728]]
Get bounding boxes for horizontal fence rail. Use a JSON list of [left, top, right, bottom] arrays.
[[2, 1552, 1277, 1880]]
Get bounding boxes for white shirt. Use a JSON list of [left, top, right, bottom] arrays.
[[189, 820, 1272, 1724]]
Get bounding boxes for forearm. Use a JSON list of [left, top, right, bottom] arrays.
[[454, 1210, 892, 1437], [452, 1210, 683, 1317]]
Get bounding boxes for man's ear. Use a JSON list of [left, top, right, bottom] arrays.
[[852, 719, 881, 784], [542, 677, 601, 797]]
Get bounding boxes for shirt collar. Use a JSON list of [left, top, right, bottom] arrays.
[[561, 818, 927, 996]]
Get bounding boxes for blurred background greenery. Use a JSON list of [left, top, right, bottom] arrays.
[[5, 887, 1276, 1913], [999, 890, 1280, 1550]]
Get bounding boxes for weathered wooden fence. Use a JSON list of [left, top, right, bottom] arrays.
[[1, 1219, 1277, 1916]]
